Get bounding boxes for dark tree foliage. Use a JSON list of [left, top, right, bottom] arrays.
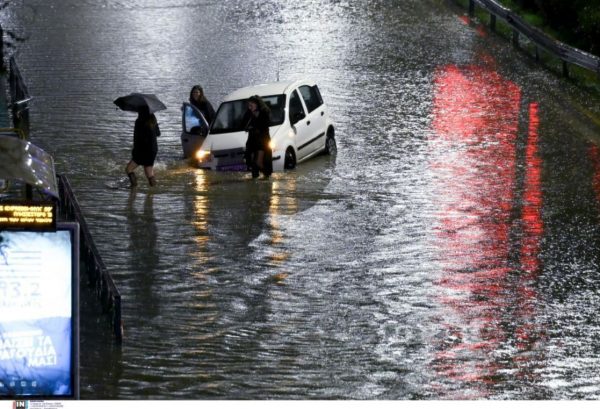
[[513, 0, 537, 9], [576, 2, 600, 54], [511, 0, 600, 54]]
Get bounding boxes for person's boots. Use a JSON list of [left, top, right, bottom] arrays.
[[127, 172, 137, 188], [148, 176, 156, 186], [250, 163, 259, 178]]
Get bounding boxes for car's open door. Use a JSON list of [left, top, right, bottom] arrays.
[[181, 103, 210, 159]]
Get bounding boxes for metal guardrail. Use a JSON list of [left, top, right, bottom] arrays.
[[58, 174, 123, 343], [467, 0, 600, 78]]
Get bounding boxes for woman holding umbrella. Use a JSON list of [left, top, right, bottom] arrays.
[[126, 106, 160, 187], [114, 93, 165, 188]]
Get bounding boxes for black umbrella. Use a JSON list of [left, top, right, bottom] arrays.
[[113, 93, 167, 114]]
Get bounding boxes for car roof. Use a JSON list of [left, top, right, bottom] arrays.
[[222, 79, 316, 102]]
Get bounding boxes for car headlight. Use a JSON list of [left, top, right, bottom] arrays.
[[195, 149, 210, 161], [269, 140, 276, 151]]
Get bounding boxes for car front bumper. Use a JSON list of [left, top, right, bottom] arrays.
[[195, 147, 284, 172]]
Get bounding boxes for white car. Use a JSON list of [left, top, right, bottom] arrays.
[[193, 79, 336, 171]]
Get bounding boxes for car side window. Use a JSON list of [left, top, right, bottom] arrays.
[[289, 90, 306, 124], [262, 94, 286, 125], [298, 85, 323, 113]]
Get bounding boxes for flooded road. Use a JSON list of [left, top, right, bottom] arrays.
[[4, 0, 600, 399]]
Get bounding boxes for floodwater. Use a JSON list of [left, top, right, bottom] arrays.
[[4, 0, 600, 400]]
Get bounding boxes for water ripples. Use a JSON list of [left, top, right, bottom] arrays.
[[6, 0, 600, 400]]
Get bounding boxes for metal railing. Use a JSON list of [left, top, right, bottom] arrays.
[[58, 174, 123, 343], [466, 0, 600, 79]]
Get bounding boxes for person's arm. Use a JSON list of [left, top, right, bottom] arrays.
[[149, 116, 160, 137]]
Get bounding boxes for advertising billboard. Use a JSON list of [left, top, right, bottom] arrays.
[[0, 222, 79, 399]]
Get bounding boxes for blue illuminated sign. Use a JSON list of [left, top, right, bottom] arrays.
[[0, 223, 79, 398]]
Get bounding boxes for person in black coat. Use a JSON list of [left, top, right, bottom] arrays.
[[125, 106, 160, 187], [243, 95, 272, 178], [189, 85, 216, 126]]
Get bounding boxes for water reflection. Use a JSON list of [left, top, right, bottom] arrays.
[[191, 171, 210, 266], [512, 102, 545, 393], [155, 158, 335, 397], [126, 191, 159, 318], [188, 155, 335, 271], [263, 176, 294, 275], [428, 55, 546, 398]]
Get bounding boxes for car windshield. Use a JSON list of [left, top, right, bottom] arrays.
[[210, 94, 286, 134]]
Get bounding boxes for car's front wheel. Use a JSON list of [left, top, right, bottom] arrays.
[[284, 147, 296, 170], [325, 133, 337, 156]]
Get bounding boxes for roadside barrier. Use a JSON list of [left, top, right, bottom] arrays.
[[58, 174, 123, 343]]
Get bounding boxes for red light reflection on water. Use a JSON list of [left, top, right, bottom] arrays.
[[513, 103, 544, 382], [458, 15, 487, 37], [429, 62, 544, 397], [521, 103, 543, 275]]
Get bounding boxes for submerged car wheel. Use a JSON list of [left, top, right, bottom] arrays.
[[325, 134, 337, 156], [284, 147, 296, 170]]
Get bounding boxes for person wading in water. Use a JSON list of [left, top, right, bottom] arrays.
[[243, 95, 272, 178], [126, 106, 160, 187]]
